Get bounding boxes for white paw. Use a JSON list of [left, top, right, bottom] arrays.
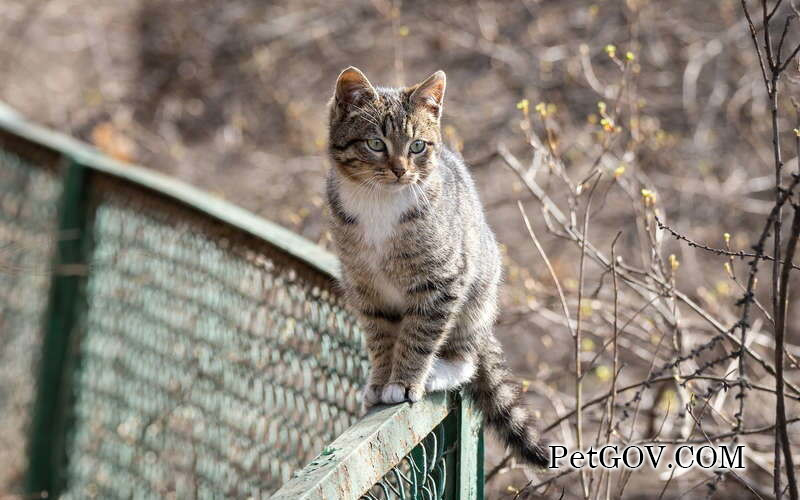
[[381, 383, 408, 404], [361, 385, 383, 410], [425, 358, 476, 392]]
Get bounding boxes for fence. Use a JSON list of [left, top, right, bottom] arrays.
[[0, 102, 483, 500]]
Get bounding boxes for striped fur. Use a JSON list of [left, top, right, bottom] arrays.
[[326, 67, 547, 467]]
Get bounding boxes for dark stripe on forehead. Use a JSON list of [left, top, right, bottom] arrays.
[[381, 114, 390, 137], [392, 114, 402, 136]]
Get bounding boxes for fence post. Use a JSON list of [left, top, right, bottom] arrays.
[[26, 158, 90, 498], [458, 393, 484, 500]]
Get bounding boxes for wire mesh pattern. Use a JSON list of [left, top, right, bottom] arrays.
[[361, 418, 455, 500], [61, 187, 369, 499], [0, 150, 61, 494]]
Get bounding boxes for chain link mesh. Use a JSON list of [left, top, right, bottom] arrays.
[[361, 418, 455, 500], [0, 150, 61, 494], [61, 181, 369, 499]]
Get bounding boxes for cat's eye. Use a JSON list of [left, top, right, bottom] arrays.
[[366, 138, 386, 152], [409, 139, 426, 154]]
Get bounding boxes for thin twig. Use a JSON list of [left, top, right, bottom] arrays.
[[517, 201, 576, 339], [774, 204, 800, 499], [574, 174, 601, 499], [654, 214, 800, 271]]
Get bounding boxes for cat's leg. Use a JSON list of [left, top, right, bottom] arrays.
[[381, 280, 463, 404], [357, 307, 401, 410], [422, 274, 497, 393], [424, 314, 484, 392], [382, 314, 451, 403]]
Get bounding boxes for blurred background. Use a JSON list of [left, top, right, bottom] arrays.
[[2, 0, 799, 498]]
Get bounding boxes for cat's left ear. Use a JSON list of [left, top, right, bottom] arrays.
[[409, 70, 446, 119]]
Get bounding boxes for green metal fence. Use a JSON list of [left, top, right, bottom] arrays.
[[0, 102, 483, 500]]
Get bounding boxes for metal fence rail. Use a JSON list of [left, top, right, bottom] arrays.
[[0, 102, 483, 500]]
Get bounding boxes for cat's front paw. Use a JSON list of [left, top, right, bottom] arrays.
[[381, 383, 424, 404], [361, 384, 383, 411]]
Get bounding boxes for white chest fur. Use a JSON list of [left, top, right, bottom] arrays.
[[338, 179, 418, 309], [338, 180, 418, 249]]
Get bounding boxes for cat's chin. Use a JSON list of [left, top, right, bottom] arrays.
[[376, 181, 418, 192]]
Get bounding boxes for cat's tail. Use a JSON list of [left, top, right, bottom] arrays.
[[464, 338, 549, 468]]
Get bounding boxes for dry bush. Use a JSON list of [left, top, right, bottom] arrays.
[[492, 2, 800, 498]]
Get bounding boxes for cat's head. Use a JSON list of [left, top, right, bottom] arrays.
[[328, 67, 446, 188]]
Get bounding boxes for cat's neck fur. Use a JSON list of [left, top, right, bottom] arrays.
[[335, 168, 439, 248]]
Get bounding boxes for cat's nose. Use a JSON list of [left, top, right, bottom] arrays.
[[390, 161, 407, 179]]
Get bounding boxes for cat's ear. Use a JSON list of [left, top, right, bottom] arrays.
[[409, 70, 446, 119], [335, 67, 376, 108]]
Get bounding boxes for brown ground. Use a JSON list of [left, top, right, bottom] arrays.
[[2, 0, 799, 498]]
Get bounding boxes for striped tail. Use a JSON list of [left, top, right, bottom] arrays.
[[465, 339, 549, 467]]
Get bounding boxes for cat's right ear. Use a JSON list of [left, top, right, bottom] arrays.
[[334, 67, 376, 110]]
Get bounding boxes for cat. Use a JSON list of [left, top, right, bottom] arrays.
[[325, 66, 548, 467]]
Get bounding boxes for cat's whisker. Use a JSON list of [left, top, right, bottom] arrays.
[[355, 175, 381, 201], [412, 180, 431, 210], [352, 177, 375, 200], [348, 100, 380, 120], [364, 101, 385, 125], [409, 182, 421, 207], [417, 181, 430, 206], [347, 103, 381, 128], [359, 98, 381, 116], [412, 183, 423, 208]]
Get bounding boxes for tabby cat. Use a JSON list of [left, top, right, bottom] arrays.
[[325, 67, 547, 466]]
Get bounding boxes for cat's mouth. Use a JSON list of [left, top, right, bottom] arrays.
[[385, 178, 419, 189], [371, 174, 419, 187]]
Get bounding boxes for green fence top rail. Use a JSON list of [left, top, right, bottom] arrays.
[[0, 102, 340, 280], [272, 392, 451, 500]]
